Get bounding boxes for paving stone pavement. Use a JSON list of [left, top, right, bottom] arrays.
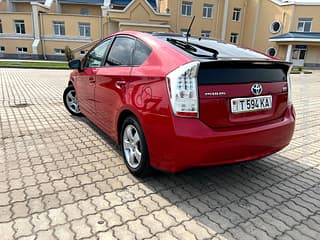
[[0, 68, 319, 240]]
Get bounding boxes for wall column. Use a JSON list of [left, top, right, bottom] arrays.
[[251, 0, 261, 48], [31, 4, 40, 55], [221, 0, 229, 41], [289, 5, 296, 31], [286, 44, 293, 61]]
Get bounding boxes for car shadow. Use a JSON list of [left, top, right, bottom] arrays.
[[141, 154, 319, 238], [70, 115, 121, 151], [72, 114, 319, 239]]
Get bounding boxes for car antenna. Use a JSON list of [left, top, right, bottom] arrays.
[[186, 16, 195, 43]]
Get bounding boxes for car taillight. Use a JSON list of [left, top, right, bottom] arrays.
[[166, 61, 200, 118], [287, 67, 293, 105]]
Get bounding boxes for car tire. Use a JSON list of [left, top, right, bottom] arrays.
[[63, 86, 82, 116], [120, 116, 153, 177]]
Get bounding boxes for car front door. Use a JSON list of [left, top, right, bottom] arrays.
[[95, 36, 136, 135], [76, 39, 112, 115]]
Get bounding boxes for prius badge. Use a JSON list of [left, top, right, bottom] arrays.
[[251, 83, 263, 96]]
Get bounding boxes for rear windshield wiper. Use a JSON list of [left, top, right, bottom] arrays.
[[167, 38, 219, 59]]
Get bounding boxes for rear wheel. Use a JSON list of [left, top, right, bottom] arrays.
[[63, 86, 82, 116], [120, 116, 153, 177]]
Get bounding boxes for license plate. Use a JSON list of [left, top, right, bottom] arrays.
[[231, 95, 272, 113]]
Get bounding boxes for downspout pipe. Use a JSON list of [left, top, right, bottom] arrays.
[[30, 0, 53, 58], [6, 0, 14, 11]]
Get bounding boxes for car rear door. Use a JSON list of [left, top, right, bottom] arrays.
[[95, 36, 136, 134], [76, 39, 112, 115]]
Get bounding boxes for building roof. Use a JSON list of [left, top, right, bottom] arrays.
[[271, 0, 320, 6], [269, 32, 320, 42], [59, 0, 104, 4], [58, 0, 157, 8], [111, 0, 157, 8]]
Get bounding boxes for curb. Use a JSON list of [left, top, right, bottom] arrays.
[[0, 66, 69, 70]]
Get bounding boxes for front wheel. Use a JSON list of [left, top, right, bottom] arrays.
[[120, 116, 153, 177], [63, 86, 82, 116]]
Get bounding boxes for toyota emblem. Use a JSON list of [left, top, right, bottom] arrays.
[[251, 83, 263, 96]]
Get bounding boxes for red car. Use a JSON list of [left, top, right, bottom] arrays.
[[63, 31, 295, 176]]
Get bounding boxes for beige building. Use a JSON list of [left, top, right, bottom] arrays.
[[0, 0, 320, 67]]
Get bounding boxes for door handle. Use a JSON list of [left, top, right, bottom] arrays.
[[89, 77, 96, 83], [116, 81, 126, 89]]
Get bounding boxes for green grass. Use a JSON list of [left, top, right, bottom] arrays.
[[0, 61, 69, 69], [290, 66, 313, 74]]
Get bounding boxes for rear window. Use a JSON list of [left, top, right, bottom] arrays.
[[198, 62, 288, 85]]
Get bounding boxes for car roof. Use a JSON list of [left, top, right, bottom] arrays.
[[151, 33, 273, 61], [110, 31, 284, 63]]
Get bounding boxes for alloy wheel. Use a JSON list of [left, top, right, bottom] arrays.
[[122, 124, 142, 169], [66, 89, 80, 114]]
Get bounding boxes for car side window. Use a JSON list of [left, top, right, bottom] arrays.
[[106, 37, 135, 66], [85, 39, 112, 68], [133, 40, 152, 66]]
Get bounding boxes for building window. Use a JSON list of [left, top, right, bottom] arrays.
[[297, 18, 312, 32], [54, 48, 65, 55], [267, 47, 277, 57], [230, 33, 239, 43], [203, 4, 213, 18], [270, 20, 282, 34], [79, 23, 90, 38], [232, 8, 241, 22], [16, 47, 27, 53], [182, 1, 192, 16], [15, 20, 26, 34], [80, 8, 89, 15], [201, 30, 211, 38], [0, 20, 3, 33], [80, 50, 88, 55], [0, 46, 5, 52], [53, 21, 65, 36]]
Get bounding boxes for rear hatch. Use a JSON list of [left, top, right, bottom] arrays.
[[198, 60, 290, 128]]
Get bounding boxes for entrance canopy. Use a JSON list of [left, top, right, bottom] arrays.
[[269, 32, 320, 66], [269, 32, 320, 43]]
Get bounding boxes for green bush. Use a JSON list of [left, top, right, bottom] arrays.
[[64, 46, 74, 62]]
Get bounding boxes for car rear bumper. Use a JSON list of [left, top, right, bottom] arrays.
[[145, 105, 295, 173]]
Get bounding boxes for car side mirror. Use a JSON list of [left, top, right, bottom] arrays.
[[68, 59, 82, 72]]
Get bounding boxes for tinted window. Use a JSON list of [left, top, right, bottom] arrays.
[[198, 62, 288, 85], [133, 40, 151, 66], [85, 39, 112, 68], [107, 37, 135, 66]]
